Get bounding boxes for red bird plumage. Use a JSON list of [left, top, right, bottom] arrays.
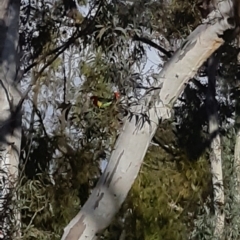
[[90, 92, 120, 108]]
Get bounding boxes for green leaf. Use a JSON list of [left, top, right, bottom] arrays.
[[96, 26, 109, 41], [115, 27, 126, 36]]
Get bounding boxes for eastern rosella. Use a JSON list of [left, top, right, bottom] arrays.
[[90, 92, 120, 108]]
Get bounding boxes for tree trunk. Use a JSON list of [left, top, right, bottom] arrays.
[[0, 0, 21, 238], [233, 86, 240, 235], [206, 53, 224, 238], [61, 2, 235, 239]]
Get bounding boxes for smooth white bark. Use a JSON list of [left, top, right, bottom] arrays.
[[206, 54, 224, 238], [62, 2, 235, 239], [210, 134, 224, 236], [0, 0, 21, 238]]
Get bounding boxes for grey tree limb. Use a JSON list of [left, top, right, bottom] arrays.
[[206, 50, 225, 238], [0, 0, 21, 238]]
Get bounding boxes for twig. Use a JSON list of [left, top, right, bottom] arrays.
[[24, 206, 45, 233], [133, 35, 173, 58]]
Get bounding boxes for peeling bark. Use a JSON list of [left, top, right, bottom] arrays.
[[61, 2, 235, 239], [0, 0, 21, 238], [206, 52, 224, 238]]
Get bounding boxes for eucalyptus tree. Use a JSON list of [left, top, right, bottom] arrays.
[[0, 0, 22, 238], [5, 0, 240, 239], [62, 1, 240, 239]]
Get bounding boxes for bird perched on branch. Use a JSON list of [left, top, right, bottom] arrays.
[[90, 92, 120, 108]]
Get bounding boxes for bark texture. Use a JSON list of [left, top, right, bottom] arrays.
[[206, 53, 224, 238], [0, 0, 21, 238], [61, 2, 235, 239]]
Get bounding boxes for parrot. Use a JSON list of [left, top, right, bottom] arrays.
[[90, 92, 120, 108]]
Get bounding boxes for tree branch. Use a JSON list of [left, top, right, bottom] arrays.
[[133, 35, 173, 58]]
